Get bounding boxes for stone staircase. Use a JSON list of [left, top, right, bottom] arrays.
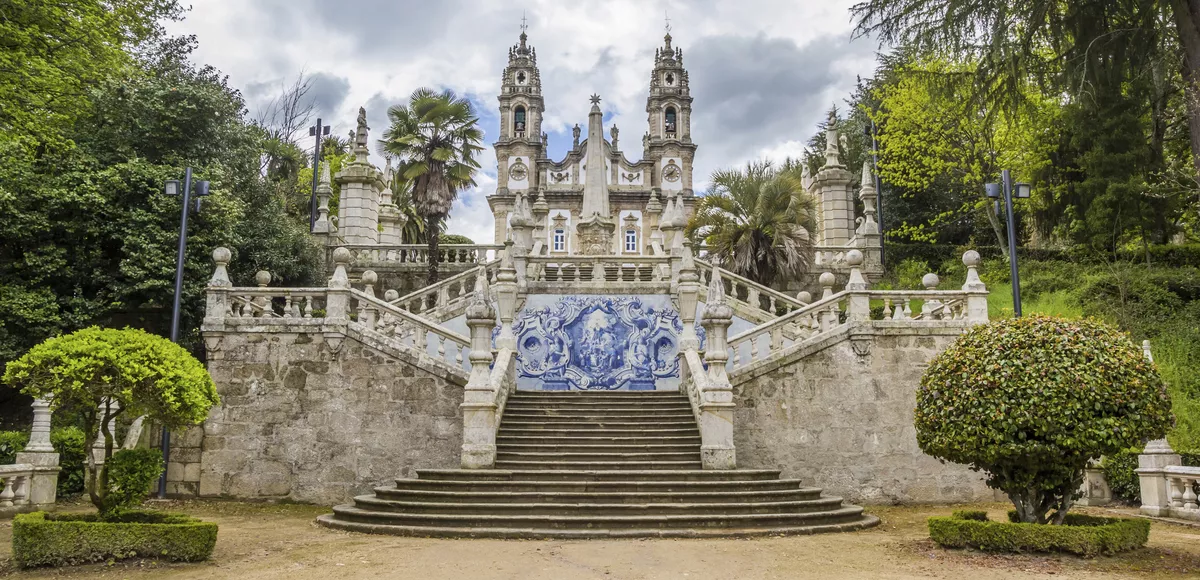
[[317, 391, 879, 538]]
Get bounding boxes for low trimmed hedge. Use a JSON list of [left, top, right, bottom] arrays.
[[12, 510, 218, 568], [928, 510, 1150, 556]]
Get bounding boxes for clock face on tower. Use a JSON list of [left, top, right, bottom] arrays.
[[662, 162, 681, 183], [510, 160, 528, 181]]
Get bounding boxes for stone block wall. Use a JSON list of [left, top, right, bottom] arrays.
[[165, 426, 204, 496], [198, 331, 465, 505], [732, 327, 992, 504]]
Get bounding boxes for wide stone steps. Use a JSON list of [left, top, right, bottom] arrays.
[[318, 390, 879, 538]]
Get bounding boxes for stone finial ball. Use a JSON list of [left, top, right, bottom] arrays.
[[212, 247, 231, 264], [963, 250, 981, 267], [362, 270, 378, 286], [846, 249, 863, 267], [819, 272, 836, 287], [797, 291, 813, 303], [332, 246, 352, 264], [384, 289, 399, 301], [922, 273, 940, 289], [255, 270, 272, 286]]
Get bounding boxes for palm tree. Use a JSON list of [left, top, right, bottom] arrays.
[[379, 88, 484, 285], [686, 160, 819, 286]]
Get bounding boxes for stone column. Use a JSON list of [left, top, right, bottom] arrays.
[[676, 241, 701, 349], [324, 247, 352, 353], [313, 162, 334, 235], [856, 161, 883, 276], [844, 249, 870, 322], [698, 268, 736, 470], [811, 115, 854, 246], [15, 397, 60, 507], [818, 272, 837, 331], [1138, 438, 1182, 516], [961, 251, 989, 324], [461, 274, 499, 469], [358, 270, 378, 329], [335, 107, 383, 245], [493, 241, 519, 351]]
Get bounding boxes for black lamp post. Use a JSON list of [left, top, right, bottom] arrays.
[[158, 167, 211, 499], [309, 119, 330, 231], [986, 169, 1031, 316]]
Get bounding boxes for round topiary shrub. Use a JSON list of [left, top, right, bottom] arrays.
[[918, 315, 1172, 524]]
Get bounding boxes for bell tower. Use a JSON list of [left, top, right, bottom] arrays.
[[645, 30, 697, 195], [495, 27, 545, 199]]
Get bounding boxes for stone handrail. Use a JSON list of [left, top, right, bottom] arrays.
[[526, 255, 672, 283], [389, 262, 499, 319], [694, 259, 807, 319], [727, 290, 850, 369], [224, 288, 329, 320], [866, 290, 978, 321], [0, 464, 33, 510], [813, 245, 858, 267], [336, 244, 505, 267], [350, 288, 471, 367]]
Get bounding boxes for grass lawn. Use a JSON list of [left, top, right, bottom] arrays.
[[2, 501, 1200, 579]]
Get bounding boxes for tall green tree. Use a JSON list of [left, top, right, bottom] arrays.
[[686, 161, 818, 286], [379, 88, 484, 285]]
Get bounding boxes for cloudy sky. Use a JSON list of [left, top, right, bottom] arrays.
[[166, 0, 879, 239]]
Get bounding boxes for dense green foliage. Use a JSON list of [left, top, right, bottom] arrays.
[[380, 88, 484, 285], [3, 327, 218, 514], [103, 448, 164, 513], [918, 315, 1172, 523], [12, 510, 217, 568], [0, 427, 87, 496], [928, 510, 1150, 556], [686, 161, 819, 285]]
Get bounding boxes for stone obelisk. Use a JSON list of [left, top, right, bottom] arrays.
[[575, 94, 616, 255]]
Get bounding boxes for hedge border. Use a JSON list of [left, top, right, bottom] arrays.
[[12, 510, 218, 568], [928, 510, 1150, 557]]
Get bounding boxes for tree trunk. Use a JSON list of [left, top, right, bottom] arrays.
[[1171, 0, 1200, 180], [426, 214, 441, 287]]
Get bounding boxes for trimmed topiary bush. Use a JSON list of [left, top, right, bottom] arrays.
[[918, 315, 1173, 525], [928, 511, 1150, 556], [103, 448, 164, 513], [12, 510, 217, 568]]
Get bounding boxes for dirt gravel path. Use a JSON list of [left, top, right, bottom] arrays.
[[2, 502, 1200, 579]]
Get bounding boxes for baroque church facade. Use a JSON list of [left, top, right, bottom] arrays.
[[486, 31, 696, 256]]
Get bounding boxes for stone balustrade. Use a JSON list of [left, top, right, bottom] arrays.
[[1, 397, 60, 515], [526, 255, 672, 283], [389, 263, 499, 320], [351, 287, 471, 369], [1138, 439, 1200, 520], [334, 244, 504, 267], [695, 259, 808, 320], [226, 288, 329, 320], [0, 466, 32, 510]]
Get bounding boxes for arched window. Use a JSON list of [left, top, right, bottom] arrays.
[[514, 106, 527, 135], [664, 106, 677, 135]]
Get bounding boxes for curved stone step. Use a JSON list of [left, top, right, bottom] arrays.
[[415, 469, 783, 482], [327, 504, 871, 529], [350, 495, 848, 516], [392, 477, 809, 493], [315, 514, 880, 538], [372, 487, 826, 503]]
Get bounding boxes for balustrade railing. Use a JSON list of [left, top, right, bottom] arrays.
[[867, 291, 972, 321], [694, 259, 808, 319], [225, 289, 329, 320], [813, 245, 858, 267], [727, 291, 848, 369], [0, 465, 32, 509], [526, 255, 672, 283], [350, 289, 471, 369], [389, 263, 499, 318], [335, 244, 504, 267]]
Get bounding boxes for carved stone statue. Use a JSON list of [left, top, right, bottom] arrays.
[[572, 124, 581, 149], [355, 107, 369, 149], [610, 125, 619, 150], [542, 132, 548, 148]]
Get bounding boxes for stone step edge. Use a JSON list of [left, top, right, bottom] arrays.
[[495, 452, 701, 459], [373, 486, 824, 498], [328, 504, 867, 524], [416, 469, 783, 478], [352, 496, 847, 511], [396, 478, 805, 489], [315, 514, 882, 539]]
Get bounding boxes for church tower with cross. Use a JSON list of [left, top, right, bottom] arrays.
[[487, 25, 697, 255]]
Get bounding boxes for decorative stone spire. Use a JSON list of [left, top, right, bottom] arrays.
[[581, 94, 608, 218], [856, 161, 880, 236]]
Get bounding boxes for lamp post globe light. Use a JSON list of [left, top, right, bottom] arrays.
[[985, 169, 1031, 317], [159, 167, 211, 498]]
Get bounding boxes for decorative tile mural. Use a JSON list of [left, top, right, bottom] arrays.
[[513, 295, 683, 391]]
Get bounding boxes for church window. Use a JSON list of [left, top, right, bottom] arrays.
[[553, 228, 566, 252], [516, 71, 527, 84], [665, 107, 677, 135], [625, 230, 638, 253], [514, 106, 527, 135]]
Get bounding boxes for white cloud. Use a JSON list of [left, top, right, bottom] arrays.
[[166, 0, 879, 232]]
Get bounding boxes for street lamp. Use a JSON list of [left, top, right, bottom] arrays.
[[309, 119, 330, 231], [986, 169, 1031, 316], [159, 167, 211, 499]]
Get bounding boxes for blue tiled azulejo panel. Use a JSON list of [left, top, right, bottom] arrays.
[[513, 295, 683, 391]]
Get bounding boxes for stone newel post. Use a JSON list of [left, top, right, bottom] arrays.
[[961, 250, 989, 323], [16, 397, 60, 507], [1138, 438, 1181, 516], [698, 268, 736, 469], [324, 247, 352, 352], [358, 270, 378, 329], [461, 272, 499, 469], [845, 250, 869, 322], [203, 247, 231, 331], [818, 272, 837, 331], [494, 240, 519, 351], [676, 241, 701, 350]]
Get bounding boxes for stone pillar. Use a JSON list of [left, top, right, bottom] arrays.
[[844, 249, 869, 322], [920, 273, 943, 318], [335, 107, 384, 245], [856, 161, 883, 275], [324, 247, 352, 353], [677, 241, 701, 349], [818, 272, 837, 331], [358, 270, 378, 329], [812, 115, 854, 246], [962, 250, 989, 324], [313, 161, 334, 235], [461, 273, 499, 469], [1138, 438, 1182, 516], [494, 241, 518, 351], [532, 187, 549, 252], [698, 268, 736, 470], [15, 397, 59, 507]]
